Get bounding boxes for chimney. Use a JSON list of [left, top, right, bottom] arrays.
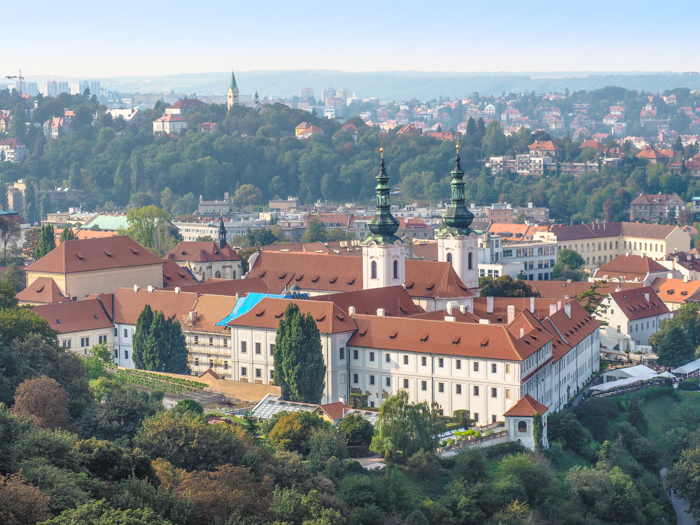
[[133, 284, 139, 293], [445, 316, 456, 322], [557, 300, 562, 310], [530, 296, 535, 312], [377, 308, 386, 316], [147, 285, 154, 293], [684, 275, 689, 283], [668, 272, 674, 278], [459, 304, 466, 315], [487, 296, 494, 314], [507, 305, 515, 324], [626, 252, 630, 257], [520, 327, 525, 338], [189, 310, 197, 322], [446, 301, 456, 315], [644, 292, 650, 302], [549, 303, 557, 316], [175, 287, 181, 294], [479, 319, 491, 325], [339, 393, 345, 404], [348, 306, 356, 315], [564, 302, 571, 319]]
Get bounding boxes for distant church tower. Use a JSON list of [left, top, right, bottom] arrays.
[[437, 143, 478, 289], [227, 70, 239, 109], [362, 145, 404, 290], [218, 215, 227, 249]]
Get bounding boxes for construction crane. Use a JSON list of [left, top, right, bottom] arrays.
[[5, 70, 63, 97]]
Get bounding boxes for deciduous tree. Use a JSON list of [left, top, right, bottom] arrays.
[[0, 472, 52, 525], [12, 375, 69, 430]]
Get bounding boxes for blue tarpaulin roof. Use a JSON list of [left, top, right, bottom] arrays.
[[216, 292, 310, 326]]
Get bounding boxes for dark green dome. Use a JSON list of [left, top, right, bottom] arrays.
[[440, 144, 473, 236], [365, 152, 401, 245]]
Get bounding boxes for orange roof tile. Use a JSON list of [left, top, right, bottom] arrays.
[[166, 241, 241, 263], [32, 299, 113, 334], [609, 286, 669, 320], [16, 277, 70, 304], [504, 394, 548, 417]]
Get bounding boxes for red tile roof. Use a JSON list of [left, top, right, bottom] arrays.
[[650, 277, 700, 304], [162, 260, 199, 287], [227, 298, 357, 334], [552, 222, 678, 242], [16, 277, 70, 304], [166, 241, 241, 262], [32, 299, 113, 334], [630, 193, 683, 206], [636, 145, 668, 160], [313, 286, 424, 317], [504, 394, 548, 417], [315, 401, 352, 421], [609, 286, 669, 320], [25, 236, 165, 274], [528, 140, 560, 153], [176, 277, 270, 296], [348, 310, 553, 361], [593, 254, 667, 281]]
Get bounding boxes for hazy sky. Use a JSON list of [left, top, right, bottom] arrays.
[[6, 0, 697, 78]]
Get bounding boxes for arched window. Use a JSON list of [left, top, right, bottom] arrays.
[[371, 260, 377, 279], [447, 252, 453, 264], [468, 252, 473, 270], [215, 270, 221, 278], [393, 260, 398, 279], [517, 421, 527, 433]]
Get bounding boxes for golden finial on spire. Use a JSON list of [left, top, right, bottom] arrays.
[[380, 132, 385, 159], [456, 140, 460, 154]]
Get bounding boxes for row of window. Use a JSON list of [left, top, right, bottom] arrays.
[[240, 342, 275, 355], [240, 367, 274, 380], [567, 240, 664, 255], [346, 350, 511, 374], [193, 335, 228, 347], [194, 358, 229, 370], [351, 374, 512, 399], [63, 335, 108, 349]]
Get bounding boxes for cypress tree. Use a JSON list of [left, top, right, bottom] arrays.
[[35, 224, 56, 259], [59, 226, 76, 243], [113, 160, 132, 205], [133, 305, 154, 369], [164, 317, 190, 374], [24, 182, 37, 226], [273, 303, 326, 404], [142, 311, 168, 371]]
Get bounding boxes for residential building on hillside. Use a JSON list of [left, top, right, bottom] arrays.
[[478, 233, 558, 281], [551, 222, 691, 269], [658, 252, 700, 281], [0, 138, 28, 163], [165, 99, 207, 116], [43, 117, 72, 139], [197, 194, 232, 215], [152, 115, 187, 134], [105, 108, 146, 129], [650, 277, 700, 311], [630, 193, 685, 221], [24, 236, 165, 300]]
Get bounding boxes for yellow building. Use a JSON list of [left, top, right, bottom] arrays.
[[552, 222, 690, 270], [25, 236, 165, 300]]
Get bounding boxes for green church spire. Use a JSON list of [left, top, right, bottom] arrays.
[[439, 141, 474, 236], [229, 70, 238, 91], [364, 142, 401, 245]]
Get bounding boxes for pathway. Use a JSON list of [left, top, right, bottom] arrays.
[[661, 467, 696, 525]]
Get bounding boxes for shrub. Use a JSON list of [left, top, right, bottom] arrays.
[[548, 410, 591, 455], [407, 450, 440, 479], [678, 377, 700, 391]]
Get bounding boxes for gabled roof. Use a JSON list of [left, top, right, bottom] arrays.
[[593, 254, 667, 281], [315, 401, 352, 421], [630, 193, 683, 206], [504, 394, 548, 417], [552, 222, 679, 242], [636, 145, 668, 160], [609, 286, 670, 320], [247, 252, 473, 299], [179, 294, 238, 333], [111, 288, 199, 326], [155, 115, 185, 122], [528, 140, 560, 153], [544, 301, 601, 354], [25, 236, 164, 274], [651, 277, 700, 304], [166, 241, 241, 262], [227, 297, 357, 334], [16, 277, 70, 304], [313, 286, 424, 317], [525, 280, 644, 303], [471, 297, 571, 323], [162, 259, 199, 287], [167, 99, 206, 110], [176, 277, 270, 296], [32, 299, 113, 334], [348, 310, 553, 361]]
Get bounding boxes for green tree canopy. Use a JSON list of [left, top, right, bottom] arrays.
[[59, 226, 77, 243], [552, 248, 587, 281], [132, 308, 189, 374], [35, 224, 56, 259], [301, 215, 328, 243], [479, 275, 539, 298], [273, 303, 326, 404]]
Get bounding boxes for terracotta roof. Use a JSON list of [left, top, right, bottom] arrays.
[[313, 286, 424, 317], [609, 286, 669, 320], [25, 236, 165, 274], [630, 193, 683, 206], [650, 278, 700, 304], [348, 310, 553, 361], [664, 252, 700, 272], [580, 139, 604, 151], [176, 277, 270, 296], [167, 99, 207, 110], [528, 140, 560, 153], [409, 307, 480, 323], [636, 145, 668, 160], [166, 241, 241, 262], [504, 394, 548, 417], [260, 242, 362, 257], [544, 301, 601, 354], [487, 223, 549, 242], [525, 280, 644, 302], [471, 297, 571, 323], [155, 114, 186, 122], [552, 222, 679, 242], [593, 254, 667, 281], [179, 294, 238, 333], [111, 288, 199, 326], [227, 298, 357, 334], [162, 260, 199, 287], [247, 252, 474, 299], [315, 401, 352, 421], [16, 277, 70, 304], [32, 299, 113, 334]]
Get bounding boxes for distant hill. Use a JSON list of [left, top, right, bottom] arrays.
[[100, 70, 700, 100]]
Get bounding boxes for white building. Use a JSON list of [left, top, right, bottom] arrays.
[[152, 114, 187, 134]]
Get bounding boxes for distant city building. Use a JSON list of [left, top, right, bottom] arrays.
[[105, 108, 146, 129], [152, 114, 187, 134], [299, 87, 315, 100], [165, 98, 207, 116], [630, 193, 686, 222], [0, 138, 28, 163], [43, 117, 72, 139]]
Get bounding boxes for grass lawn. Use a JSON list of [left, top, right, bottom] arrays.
[[556, 449, 591, 472], [400, 465, 455, 500], [639, 391, 700, 438]]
